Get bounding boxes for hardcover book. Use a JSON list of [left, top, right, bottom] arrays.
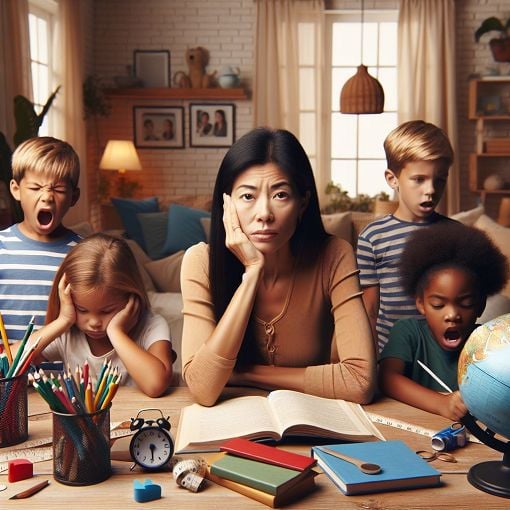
[[206, 459, 317, 508], [175, 389, 384, 453], [210, 453, 312, 496], [220, 437, 316, 472], [311, 440, 441, 495]]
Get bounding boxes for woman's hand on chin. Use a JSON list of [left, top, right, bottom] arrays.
[[223, 193, 264, 269]]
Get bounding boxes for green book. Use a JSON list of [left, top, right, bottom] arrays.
[[210, 454, 309, 496]]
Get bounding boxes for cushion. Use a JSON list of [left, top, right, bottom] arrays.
[[451, 205, 485, 226], [145, 251, 185, 293], [137, 211, 169, 259], [473, 214, 510, 298], [200, 217, 211, 243], [321, 212, 352, 242], [160, 204, 210, 256], [67, 221, 94, 238], [111, 196, 159, 249], [124, 239, 157, 292]]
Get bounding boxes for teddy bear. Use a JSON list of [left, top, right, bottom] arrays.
[[172, 47, 216, 88]]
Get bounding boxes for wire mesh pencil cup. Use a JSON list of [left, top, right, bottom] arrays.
[[52, 403, 111, 485], [0, 373, 28, 447]]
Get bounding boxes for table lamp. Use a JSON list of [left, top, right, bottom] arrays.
[[99, 140, 142, 197]]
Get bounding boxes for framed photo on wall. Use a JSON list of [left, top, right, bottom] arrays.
[[133, 106, 184, 149], [133, 50, 170, 88], [190, 103, 235, 148]]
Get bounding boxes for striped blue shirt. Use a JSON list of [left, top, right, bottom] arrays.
[[356, 213, 449, 353], [0, 225, 81, 341]]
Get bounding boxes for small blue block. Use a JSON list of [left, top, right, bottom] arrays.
[[133, 479, 162, 503]]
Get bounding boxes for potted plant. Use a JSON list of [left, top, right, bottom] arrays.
[[475, 16, 510, 62]]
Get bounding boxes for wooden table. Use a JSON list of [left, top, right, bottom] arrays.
[[1, 387, 507, 509]]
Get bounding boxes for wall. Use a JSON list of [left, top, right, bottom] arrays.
[[88, 0, 510, 227]]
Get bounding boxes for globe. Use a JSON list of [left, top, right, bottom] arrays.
[[458, 313, 510, 498]]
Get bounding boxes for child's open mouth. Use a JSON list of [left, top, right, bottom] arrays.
[[442, 328, 463, 348], [38, 210, 54, 226], [420, 200, 434, 210]]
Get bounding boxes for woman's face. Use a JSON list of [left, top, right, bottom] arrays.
[[230, 163, 308, 255]]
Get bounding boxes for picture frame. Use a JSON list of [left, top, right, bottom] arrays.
[[190, 103, 235, 148], [133, 50, 170, 88], [133, 106, 185, 149]]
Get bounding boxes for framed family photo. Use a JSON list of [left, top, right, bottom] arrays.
[[133, 50, 170, 88], [190, 103, 235, 148], [133, 106, 184, 149]]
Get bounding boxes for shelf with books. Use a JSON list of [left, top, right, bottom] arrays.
[[468, 79, 510, 216]]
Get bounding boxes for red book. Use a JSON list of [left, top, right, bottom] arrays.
[[220, 437, 316, 472]]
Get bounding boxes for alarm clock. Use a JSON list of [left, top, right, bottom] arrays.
[[129, 408, 174, 471]]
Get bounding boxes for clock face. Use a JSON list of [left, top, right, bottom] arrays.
[[130, 427, 174, 470]]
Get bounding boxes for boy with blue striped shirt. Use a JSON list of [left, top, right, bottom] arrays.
[[0, 137, 81, 341], [356, 121, 454, 354]]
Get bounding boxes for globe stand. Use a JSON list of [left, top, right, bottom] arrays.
[[461, 413, 510, 498]]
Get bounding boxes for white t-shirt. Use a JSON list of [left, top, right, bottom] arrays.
[[42, 311, 171, 387]]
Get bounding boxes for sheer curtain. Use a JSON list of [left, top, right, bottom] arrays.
[[0, 0, 32, 144], [254, 0, 328, 200], [53, 0, 88, 224], [398, 0, 459, 214]]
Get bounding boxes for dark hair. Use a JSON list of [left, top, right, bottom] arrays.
[[209, 127, 328, 361], [400, 221, 508, 300]]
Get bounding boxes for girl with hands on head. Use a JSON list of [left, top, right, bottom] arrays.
[[181, 127, 376, 406], [27, 233, 175, 397]]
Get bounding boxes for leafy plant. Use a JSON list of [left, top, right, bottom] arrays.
[[83, 75, 111, 120], [0, 87, 61, 223], [475, 17, 510, 42], [322, 182, 375, 214]]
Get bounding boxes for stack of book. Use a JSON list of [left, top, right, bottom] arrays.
[[206, 438, 318, 508]]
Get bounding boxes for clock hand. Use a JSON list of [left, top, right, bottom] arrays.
[[150, 443, 156, 461]]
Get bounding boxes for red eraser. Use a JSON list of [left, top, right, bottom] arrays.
[[8, 459, 33, 482]]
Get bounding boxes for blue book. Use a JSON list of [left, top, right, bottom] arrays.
[[311, 440, 441, 495]]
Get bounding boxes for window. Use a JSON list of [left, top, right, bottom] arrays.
[[28, 0, 57, 135], [328, 10, 398, 197]]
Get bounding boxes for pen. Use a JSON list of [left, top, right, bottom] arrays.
[[417, 360, 453, 393]]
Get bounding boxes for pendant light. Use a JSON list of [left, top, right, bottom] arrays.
[[340, 0, 385, 114]]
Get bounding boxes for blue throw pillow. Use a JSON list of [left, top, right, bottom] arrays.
[[137, 211, 168, 260], [160, 204, 211, 256], [111, 197, 159, 250]]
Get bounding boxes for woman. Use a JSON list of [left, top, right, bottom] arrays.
[[181, 128, 376, 406], [213, 109, 227, 137]]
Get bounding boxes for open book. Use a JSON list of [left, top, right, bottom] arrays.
[[175, 390, 384, 453]]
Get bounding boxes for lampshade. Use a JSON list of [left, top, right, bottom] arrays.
[[99, 140, 142, 173], [339, 0, 385, 115], [340, 65, 385, 114]]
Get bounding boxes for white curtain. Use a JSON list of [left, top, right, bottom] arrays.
[[0, 0, 32, 144], [54, 0, 88, 224], [398, 0, 459, 214], [254, 0, 328, 201]]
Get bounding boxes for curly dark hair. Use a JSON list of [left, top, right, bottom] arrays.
[[400, 221, 509, 299]]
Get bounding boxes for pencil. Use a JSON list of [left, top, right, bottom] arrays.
[[9, 479, 49, 499], [0, 311, 12, 364], [6, 316, 35, 377], [417, 359, 453, 393]]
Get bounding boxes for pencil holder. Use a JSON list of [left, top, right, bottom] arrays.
[[52, 404, 111, 485], [0, 373, 28, 448]]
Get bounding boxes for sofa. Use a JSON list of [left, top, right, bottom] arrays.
[[73, 200, 510, 385]]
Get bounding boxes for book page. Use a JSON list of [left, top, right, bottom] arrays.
[[267, 390, 384, 440], [175, 395, 280, 451]]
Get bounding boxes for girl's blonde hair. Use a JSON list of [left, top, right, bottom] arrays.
[[46, 233, 149, 324], [12, 136, 80, 188]]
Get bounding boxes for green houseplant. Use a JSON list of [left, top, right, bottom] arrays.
[[475, 16, 510, 62], [0, 87, 60, 223]]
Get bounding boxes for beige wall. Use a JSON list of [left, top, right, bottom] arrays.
[[86, 0, 510, 226]]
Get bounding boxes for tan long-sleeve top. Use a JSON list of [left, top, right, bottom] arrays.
[[181, 237, 376, 405]]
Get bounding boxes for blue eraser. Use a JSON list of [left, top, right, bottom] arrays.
[[133, 479, 162, 503]]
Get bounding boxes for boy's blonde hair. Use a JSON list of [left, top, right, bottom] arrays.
[[11, 136, 80, 188], [46, 233, 149, 326], [383, 120, 454, 176]]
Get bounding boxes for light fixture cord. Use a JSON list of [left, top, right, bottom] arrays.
[[361, 0, 364, 63]]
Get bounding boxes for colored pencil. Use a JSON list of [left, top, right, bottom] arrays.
[[0, 311, 12, 364], [6, 315, 35, 377], [417, 359, 453, 393]]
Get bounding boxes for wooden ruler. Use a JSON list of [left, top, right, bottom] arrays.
[[0, 424, 133, 472], [366, 412, 481, 444]]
